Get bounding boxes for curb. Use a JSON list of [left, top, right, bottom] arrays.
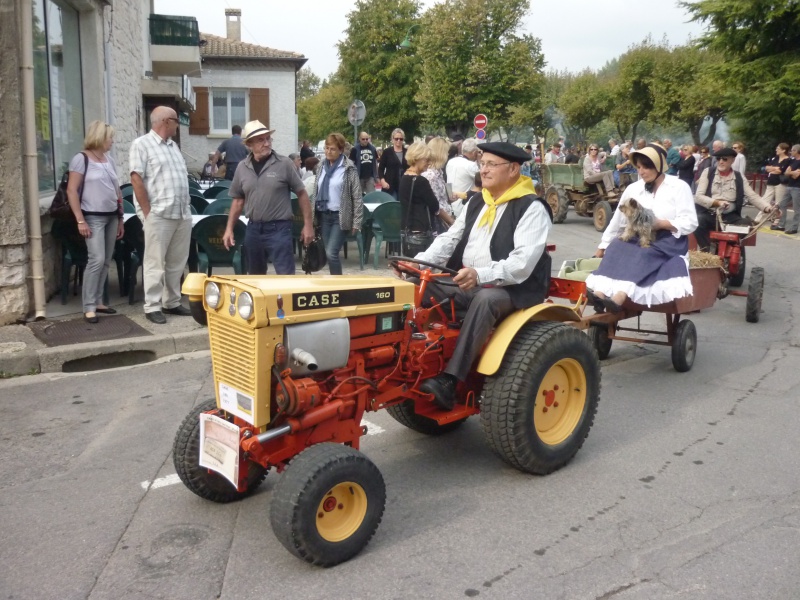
[[1, 328, 210, 376]]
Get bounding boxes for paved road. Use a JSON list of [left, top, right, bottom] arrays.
[[1, 217, 798, 600]]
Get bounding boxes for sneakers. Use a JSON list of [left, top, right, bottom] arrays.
[[145, 310, 166, 324], [163, 305, 192, 316], [420, 373, 458, 411]]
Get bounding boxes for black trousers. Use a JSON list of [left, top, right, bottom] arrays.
[[423, 280, 515, 381]]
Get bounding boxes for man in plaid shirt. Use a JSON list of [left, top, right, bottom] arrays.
[[129, 106, 192, 324]]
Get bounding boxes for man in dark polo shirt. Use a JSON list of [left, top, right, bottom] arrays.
[[223, 120, 314, 274], [349, 131, 378, 197], [212, 125, 249, 181], [396, 142, 553, 410]]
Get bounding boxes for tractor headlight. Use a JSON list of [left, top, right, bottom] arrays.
[[238, 292, 254, 320], [204, 281, 221, 309]]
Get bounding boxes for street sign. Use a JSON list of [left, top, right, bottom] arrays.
[[475, 129, 487, 140], [348, 100, 366, 127], [473, 113, 488, 129]]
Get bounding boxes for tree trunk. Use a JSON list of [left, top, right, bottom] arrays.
[[700, 115, 722, 146]]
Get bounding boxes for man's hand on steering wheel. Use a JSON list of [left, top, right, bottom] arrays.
[[453, 267, 479, 290], [391, 260, 419, 279]]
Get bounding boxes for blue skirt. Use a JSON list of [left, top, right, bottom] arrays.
[[585, 231, 693, 306]]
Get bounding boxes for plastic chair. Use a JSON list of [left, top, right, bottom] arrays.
[[188, 176, 201, 191], [120, 182, 132, 193], [291, 194, 305, 259], [204, 185, 230, 200], [342, 205, 371, 270], [123, 200, 136, 213], [191, 215, 246, 275], [122, 186, 135, 199], [203, 198, 233, 215], [190, 192, 209, 215], [369, 201, 402, 269], [51, 219, 87, 304], [122, 216, 145, 304], [214, 179, 232, 188], [362, 191, 395, 205]]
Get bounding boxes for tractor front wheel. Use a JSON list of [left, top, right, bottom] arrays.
[[480, 321, 601, 475], [270, 443, 386, 567], [172, 399, 268, 502]]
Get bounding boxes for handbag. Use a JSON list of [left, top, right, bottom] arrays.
[[400, 176, 434, 257], [302, 234, 327, 274], [49, 152, 87, 221]]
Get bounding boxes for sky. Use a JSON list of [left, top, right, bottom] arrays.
[[155, 0, 707, 80]]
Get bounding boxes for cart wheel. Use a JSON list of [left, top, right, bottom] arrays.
[[172, 399, 268, 502], [593, 200, 613, 232], [588, 323, 612, 360], [481, 322, 601, 475], [545, 186, 569, 224], [728, 246, 746, 287], [270, 443, 385, 567], [671, 320, 697, 372], [745, 267, 764, 323], [189, 299, 207, 326], [386, 400, 468, 435]]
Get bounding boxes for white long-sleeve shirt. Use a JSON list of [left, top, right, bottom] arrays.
[[416, 199, 552, 286], [599, 175, 697, 250]]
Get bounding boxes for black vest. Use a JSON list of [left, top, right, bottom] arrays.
[[446, 193, 552, 309], [705, 168, 744, 216]]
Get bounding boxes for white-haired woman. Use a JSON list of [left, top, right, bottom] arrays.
[[422, 137, 455, 232], [378, 128, 408, 199], [399, 142, 448, 255], [66, 120, 124, 323]]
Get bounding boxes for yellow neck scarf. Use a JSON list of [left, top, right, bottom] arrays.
[[478, 175, 537, 229]]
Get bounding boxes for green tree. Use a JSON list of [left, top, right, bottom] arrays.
[[682, 0, 800, 161], [296, 67, 321, 102], [509, 70, 573, 150], [337, 0, 422, 140], [415, 0, 544, 138], [559, 72, 611, 147], [297, 80, 352, 143]]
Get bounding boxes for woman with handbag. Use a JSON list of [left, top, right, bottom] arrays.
[[313, 133, 363, 275], [66, 120, 124, 323], [399, 142, 448, 256], [422, 137, 455, 234]]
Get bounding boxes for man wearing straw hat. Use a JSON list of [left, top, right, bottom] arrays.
[[223, 120, 314, 274]]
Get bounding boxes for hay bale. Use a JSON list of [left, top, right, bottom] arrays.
[[689, 250, 723, 269]]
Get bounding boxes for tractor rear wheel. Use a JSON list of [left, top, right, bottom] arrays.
[[593, 200, 613, 232], [545, 186, 569, 224], [480, 321, 601, 475], [386, 400, 468, 435], [172, 399, 268, 502], [745, 267, 764, 323], [671, 320, 697, 372], [270, 443, 385, 567]]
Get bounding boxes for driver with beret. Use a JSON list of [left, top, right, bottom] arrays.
[[397, 141, 553, 410]]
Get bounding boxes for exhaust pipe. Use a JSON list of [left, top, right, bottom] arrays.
[[290, 348, 318, 371]]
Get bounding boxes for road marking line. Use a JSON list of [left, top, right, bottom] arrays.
[[140, 473, 181, 490], [362, 419, 385, 435]]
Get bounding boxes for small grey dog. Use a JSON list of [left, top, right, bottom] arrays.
[[618, 198, 656, 247]]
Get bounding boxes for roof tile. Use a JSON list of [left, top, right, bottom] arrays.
[[200, 33, 304, 60]]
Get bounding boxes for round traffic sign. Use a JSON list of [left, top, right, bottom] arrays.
[[475, 129, 487, 140], [348, 100, 366, 127], [473, 113, 488, 129]]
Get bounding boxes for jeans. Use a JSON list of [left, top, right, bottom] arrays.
[[318, 211, 346, 275], [83, 214, 117, 313], [244, 220, 295, 275]]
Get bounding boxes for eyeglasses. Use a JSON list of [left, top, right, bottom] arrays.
[[250, 137, 272, 145], [360, 138, 369, 141], [479, 161, 511, 169], [393, 137, 404, 141], [165, 117, 179, 123], [718, 157, 732, 162], [589, 148, 598, 151]]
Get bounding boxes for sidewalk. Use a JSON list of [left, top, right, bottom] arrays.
[[0, 244, 392, 378]]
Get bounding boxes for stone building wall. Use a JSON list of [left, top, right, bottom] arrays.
[[182, 64, 298, 174]]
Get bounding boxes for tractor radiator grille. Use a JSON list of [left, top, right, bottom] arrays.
[[207, 312, 257, 397]]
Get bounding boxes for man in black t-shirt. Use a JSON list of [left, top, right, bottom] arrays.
[[350, 131, 378, 197], [777, 144, 800, 234]]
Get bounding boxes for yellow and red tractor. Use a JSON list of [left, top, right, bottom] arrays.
[[175, 257, 601, 566]]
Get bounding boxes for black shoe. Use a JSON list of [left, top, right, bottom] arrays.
[[770, 225, 784, 231], [586, 289, 606, 313], [162, 305, 191, 316], [601, 297, 624, 314], [95, 307, 117, 314], [145, 310, 166, 324], [785, 229, 797, 235], [84, 313, 99, 324], [420, 373, 458, 411]]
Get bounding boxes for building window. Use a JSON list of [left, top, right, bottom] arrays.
[[32, 0, 85, 192], [210, 90, 247, 134]]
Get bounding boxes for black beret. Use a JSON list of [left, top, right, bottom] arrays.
[[477, 141, 531, 164], [713, 147, 737, 158]]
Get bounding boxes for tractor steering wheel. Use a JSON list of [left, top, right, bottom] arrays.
[[389, 256, 460, 277]]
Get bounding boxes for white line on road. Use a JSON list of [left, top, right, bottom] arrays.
[[140, 473, 181, 490]]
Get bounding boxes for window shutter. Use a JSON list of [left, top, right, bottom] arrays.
[[249, 88, 269, 127], [190, 87, 209, 135]]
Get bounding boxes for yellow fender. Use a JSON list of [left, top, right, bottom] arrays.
[[476, 303, 582, 376], [182, 272, 208, 301]]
